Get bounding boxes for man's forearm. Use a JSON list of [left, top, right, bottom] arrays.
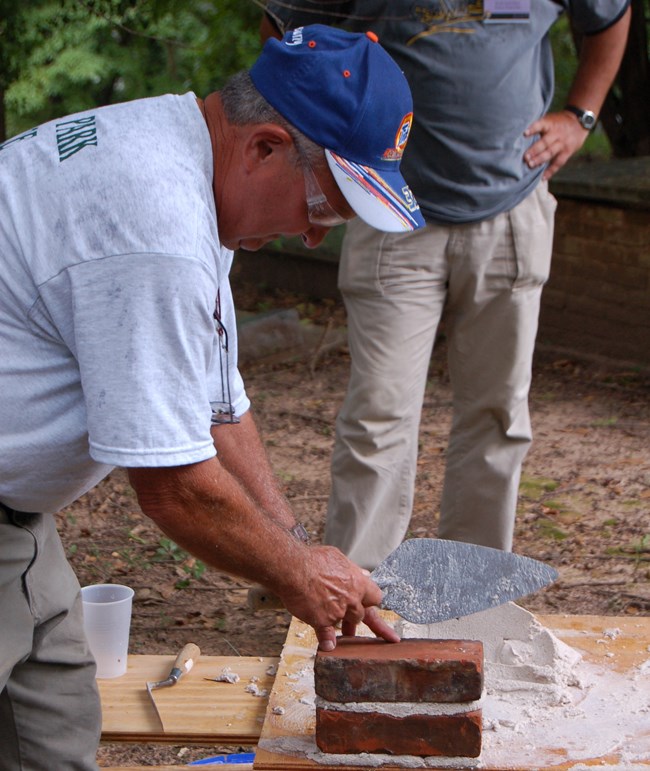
[[566, 7, 631, 116], [210, 410, 296, 529], [128, 458, 303, 592], [126, 459, 399, 650]]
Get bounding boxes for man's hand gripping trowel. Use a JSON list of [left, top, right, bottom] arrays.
[[145, 642, 201, 730], [248, 538, 559, 623]]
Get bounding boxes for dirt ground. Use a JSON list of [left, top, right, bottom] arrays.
[[57, 284, 650, 767]]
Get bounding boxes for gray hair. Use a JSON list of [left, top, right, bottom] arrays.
[[220, 71, 325, 170]]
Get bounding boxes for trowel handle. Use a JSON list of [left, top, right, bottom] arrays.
[[171, 642, 201, 680]]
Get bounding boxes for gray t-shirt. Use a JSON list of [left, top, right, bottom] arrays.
[[0, 93, 249, 512], [266, 0, 629, 223]]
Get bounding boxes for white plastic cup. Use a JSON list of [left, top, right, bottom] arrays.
[[81, 583, 134, 679]]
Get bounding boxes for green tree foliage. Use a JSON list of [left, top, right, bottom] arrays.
[[1, 0, 263, 140], [2, 0, 649, 154]]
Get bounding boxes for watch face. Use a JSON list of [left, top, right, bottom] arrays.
[[581, 111, 597, 130], [566, 105, 597, 131]]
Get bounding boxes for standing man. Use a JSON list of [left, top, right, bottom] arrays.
[[262, 1, 631, 569], [0, 26, 422, 769]]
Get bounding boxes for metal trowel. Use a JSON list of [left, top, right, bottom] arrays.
[[248, 538, 558, 624], [370, 538, 559, 624], [145, 642, 201, 730]]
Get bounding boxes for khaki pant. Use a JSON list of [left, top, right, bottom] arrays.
[[325, 183, 556, 570], [0, 506, 101, 770]]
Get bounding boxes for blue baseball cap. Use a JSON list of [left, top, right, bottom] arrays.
[[250, 24, 424, 232]]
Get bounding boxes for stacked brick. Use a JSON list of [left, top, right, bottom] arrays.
[[314, 637, 483, 758]]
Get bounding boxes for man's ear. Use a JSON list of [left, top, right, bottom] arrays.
[[243, 123, 295, 171]]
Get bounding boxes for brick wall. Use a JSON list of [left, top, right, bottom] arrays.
[[541, 157, 650, 368]]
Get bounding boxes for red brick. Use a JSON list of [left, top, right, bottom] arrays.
[[314, 637, 483, 703], [316, 706, 482, 757]]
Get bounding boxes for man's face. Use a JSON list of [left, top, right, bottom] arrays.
[[218, 152, 355, 253]]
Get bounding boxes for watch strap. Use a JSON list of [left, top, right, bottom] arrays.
[[564, 104, 597, 131]]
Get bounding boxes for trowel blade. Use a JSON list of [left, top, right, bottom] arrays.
[[144, 642, 201, 731], [146, 680, 164, 730], [371, 538, 559, 624]]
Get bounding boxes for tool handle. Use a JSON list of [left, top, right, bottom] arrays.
[[172, 642, 201, 678], [247, 584, 284, 611]]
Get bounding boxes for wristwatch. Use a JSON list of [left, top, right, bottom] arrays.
[[564, 104, 597, 131]]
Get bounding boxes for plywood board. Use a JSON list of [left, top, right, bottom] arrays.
[[99, 654, 278, 744], [253, 614, 650, 770]]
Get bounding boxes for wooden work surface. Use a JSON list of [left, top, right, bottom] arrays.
[[253, 614, 650, 770], [99, 654, 278, 744]]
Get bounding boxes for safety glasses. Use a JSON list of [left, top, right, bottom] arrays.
[[302, 157, 348, 228]]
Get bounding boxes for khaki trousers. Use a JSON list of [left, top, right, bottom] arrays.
[[325, 183, 556, 569], [0, 506, 101, 770]]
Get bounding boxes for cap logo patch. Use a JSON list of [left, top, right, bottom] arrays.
[[397, 113, 413, 149], [382, 112, 413, 161]]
